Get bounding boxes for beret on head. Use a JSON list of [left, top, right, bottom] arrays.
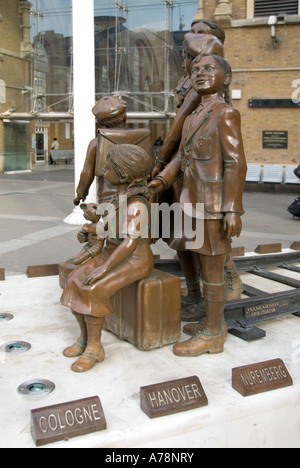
[[92, 96, 128, 121], [184, 33, 224, 58]]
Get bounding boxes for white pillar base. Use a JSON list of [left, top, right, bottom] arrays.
[[63, 205, 85, 225], [65, 0, 96, 226]]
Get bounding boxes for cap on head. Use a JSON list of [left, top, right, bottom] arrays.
[[184, 33, 224, 58], [92, 96, 128, 121]]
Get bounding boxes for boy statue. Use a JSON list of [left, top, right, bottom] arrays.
[[149, 54, 247, 357]]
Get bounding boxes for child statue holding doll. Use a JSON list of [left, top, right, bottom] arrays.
[[61, 144, 154, 372]]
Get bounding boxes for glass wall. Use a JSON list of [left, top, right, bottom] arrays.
[[93, 0, 198, 114], [28, 0, 198, 115], [0, 0, 198, 171], [1, 0, 198, 116], [30, 0, 73, 114]]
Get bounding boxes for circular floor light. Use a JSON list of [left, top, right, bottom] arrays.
[[0, 313, 14, 322], [1, 341, 31, 354], [17, 379, 55, 397]]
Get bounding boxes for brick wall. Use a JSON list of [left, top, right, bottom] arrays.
[[0, 0, 31, 113], [200, 1, 300, 165], [227, 25, 300, 164]]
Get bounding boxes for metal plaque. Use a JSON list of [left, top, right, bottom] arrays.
[[31, 396, 107, 446], [232, 358, 293, 397], [140, 375, 208, 419]]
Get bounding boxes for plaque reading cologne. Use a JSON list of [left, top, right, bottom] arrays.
[[31, 396, 107, 446], [232, 358, 293, 397], [140, 375, 208, 418]]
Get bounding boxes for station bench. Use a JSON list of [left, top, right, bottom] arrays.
[[246, 164, 299, 184], [50, 150, 74, 165]]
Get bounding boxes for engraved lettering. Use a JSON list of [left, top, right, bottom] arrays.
[[74, 408, 84, 424], [246, 301, 290, 318], [157, 391, 166, 406], [83, 405, 93, 422], [147, 383, 203, 408], [279, 365, 287, 378], [36, 404, 103, 433], [162, 389, 173, 405], [91, 404, 101, 421], [177, 386, 187, 401], [232, 359, 293, 397], [191, 383, 202, 399], [65, 410, 75, 427], [148, 392, 158, 408], [171, 388, 181, 403], [39, 416, 48, 434], [48, 414, 58, 431], [185, 385, 193, 400], [57, 412, 66, 430]]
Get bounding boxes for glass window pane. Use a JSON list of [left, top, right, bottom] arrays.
[[30, 0, 73, 113], [94, 0, 198, 114]]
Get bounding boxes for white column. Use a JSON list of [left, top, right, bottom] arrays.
[[64, 0, 96, 225]]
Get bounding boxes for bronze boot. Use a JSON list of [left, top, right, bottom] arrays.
[[225, 255, 243, 301], [63, 311, 87, 358], [183, 318, 227, 337], [174, 281, 227, 357], [71, 316, 105, 373]]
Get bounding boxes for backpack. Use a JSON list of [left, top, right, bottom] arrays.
[[288, 197, 300, 218]]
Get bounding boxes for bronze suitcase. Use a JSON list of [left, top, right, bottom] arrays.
[[105, 269, 181, 351]]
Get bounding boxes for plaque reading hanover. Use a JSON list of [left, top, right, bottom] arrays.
[[140, 375, 208, 418], [31, 396, 107, 446]]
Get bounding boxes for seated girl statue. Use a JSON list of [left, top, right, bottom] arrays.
[[61, 144, 154, 373]]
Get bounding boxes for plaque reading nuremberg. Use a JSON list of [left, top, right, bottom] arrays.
[[140, 375, 208, 419], [262, 131, 288, 149], [31, 396, 107, 446], [232, 359, 293, 397]]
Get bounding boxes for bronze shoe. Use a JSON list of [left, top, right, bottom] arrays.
[[173, 326, 228, 357], [63, 337, 87, 358], [71, 347, 105, 373]]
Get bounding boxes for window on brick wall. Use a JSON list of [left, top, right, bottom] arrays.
[[254, 0, 299, 17]]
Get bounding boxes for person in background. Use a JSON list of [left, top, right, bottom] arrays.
[[50, 137, 59, 164]]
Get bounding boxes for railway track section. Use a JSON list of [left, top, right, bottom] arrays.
[[154, 250, 300, 341]]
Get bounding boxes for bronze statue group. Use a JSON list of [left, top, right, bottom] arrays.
[[59, 19, 247, 373]]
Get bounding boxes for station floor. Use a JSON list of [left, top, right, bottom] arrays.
[[0, 163, 299, 275]]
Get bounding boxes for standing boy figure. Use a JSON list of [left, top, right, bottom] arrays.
[[149, 54, 247, 357]]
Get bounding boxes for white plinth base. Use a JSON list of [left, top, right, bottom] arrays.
[[63, 206, 85, 226], [0, 274, 299, 448]]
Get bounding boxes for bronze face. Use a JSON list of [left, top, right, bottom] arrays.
[[190, 55, 231, 98], [190, 22, 213, 35], [102, 158, 124, 186]]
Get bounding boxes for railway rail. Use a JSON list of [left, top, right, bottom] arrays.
[[154, 250, 300, 341]]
